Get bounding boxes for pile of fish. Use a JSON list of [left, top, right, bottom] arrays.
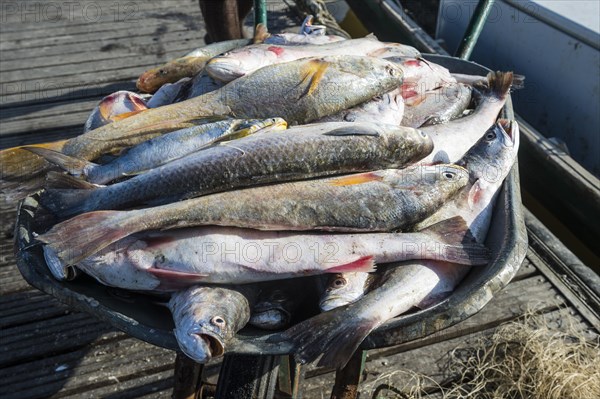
[[5, 20, 522, 369]]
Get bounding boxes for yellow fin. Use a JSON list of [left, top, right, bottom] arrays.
[[299, 59, 330, 98], [329, 172, 383, 186]]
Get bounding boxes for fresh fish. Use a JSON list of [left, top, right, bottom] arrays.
[[316, 88, 404, 125], [28, 118, 287, 185], [39, 122, 430, 219], [84, 91, 149, 132], [169, 285, 256, 363], [281, 120, 520, 369], [136, 39, 251, 93], [60, 56, 404, 161], [419, 71, 514, 165], [146, 78, 191, 108], [37, 163, 467, 265], [206, 38, 419, 82], [264, 32, 346, 45], [319, 272, 376, 312], [43, 215, 489, 287], [401, 83, 472, 128]]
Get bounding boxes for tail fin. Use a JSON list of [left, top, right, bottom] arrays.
[[37, 209, 133, 265], [39, 188, 97, 218], [45, 171, 99, 190], [420, 216, 490, 265], [476, 71, 514, 100], [23, 146, 97, 179], [277, 305, 379, 369]]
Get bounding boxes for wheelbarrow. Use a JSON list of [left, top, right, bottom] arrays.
[[14, 54, 527, 398]]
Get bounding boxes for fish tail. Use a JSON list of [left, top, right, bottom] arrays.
[[280, 307, 379, 369], [478, 71, 515, 100], [421, 216, 490, 265], [39, 188, 98, 218], [37, 209, 132, 265], [45, 171, 99, 189], [22, 146, 98, 179]]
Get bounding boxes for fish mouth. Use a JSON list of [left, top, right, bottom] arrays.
[[319, 296, 355, 312], [497, 119, 518, 147], [196, 333, 225, 358]]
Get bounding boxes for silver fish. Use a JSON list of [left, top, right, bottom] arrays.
[[169, 285, 256, 363]]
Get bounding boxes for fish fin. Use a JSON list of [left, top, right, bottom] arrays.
[[278, 306, 379, 368], [253, 23, 270, 43], [0, 140, 66, 180], [110, 109, 147, 121], [326, 256, 376, 273], [420, 216, 489, 265], [329, 171, 384, 186], [476, 71, 514, 100], [511, 74, 525, 90], [1, 176, 47, 205], [147, 268, 208, 290], [323, 126, 380, 137], [39, 188, 97, 218], [23, 146, 97, 178], [45, 171, 99, 189], [467, 180, 484, 210], [365, 33, 379, 40], [298, 59, 330, 98], [37, 210, 131, 265]]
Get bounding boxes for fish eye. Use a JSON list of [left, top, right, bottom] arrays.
[[211, 316, 226, 327], [418, 130, 427, 138], [442, 171, 456, 179], [485, 131, 497, 140], [385, 65, 397, 77], [331, 276, 347, 288], [158, 69, 166, 76]]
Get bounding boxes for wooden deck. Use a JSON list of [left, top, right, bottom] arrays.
[[1, 1, 599, 398]]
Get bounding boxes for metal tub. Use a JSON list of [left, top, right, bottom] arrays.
[[14, 55, 528, 356]]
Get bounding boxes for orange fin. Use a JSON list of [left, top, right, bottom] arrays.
[[110, 109, 147, 122], [329, 172, 384, 186], [327, 256, 376, 273]]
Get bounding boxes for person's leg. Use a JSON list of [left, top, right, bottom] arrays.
[[199, 0, 243, 43]]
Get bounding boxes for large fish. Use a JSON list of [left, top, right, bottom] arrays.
[[39, 122, 431, 219], [37, 163, 466, 265], [43, 215, 488, 286], [418, 71, 514, 165], [206, 37, 419, 82], [282, 120, 520, 369], [169, 285, 256, 363], [136, 39, 251, 93], [27, 118, 287, 185], [60, 56, 404, 161]]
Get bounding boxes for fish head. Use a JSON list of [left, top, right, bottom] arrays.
[[206, 47, 277, 82], [432, 164, 470, 194], [249, 289, 292, 330], [319, 272, 371, 311], [384, 126, 434, 166], [457, 120, 520, 188], [137, 67, 171, 93], [169, 286, 250, 363]]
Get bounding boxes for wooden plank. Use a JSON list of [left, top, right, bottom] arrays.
[[0, 40, 196, 71], [0, 1, 197, 28], [0, 8, 203, 42], [0, 28, 204, 64]]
